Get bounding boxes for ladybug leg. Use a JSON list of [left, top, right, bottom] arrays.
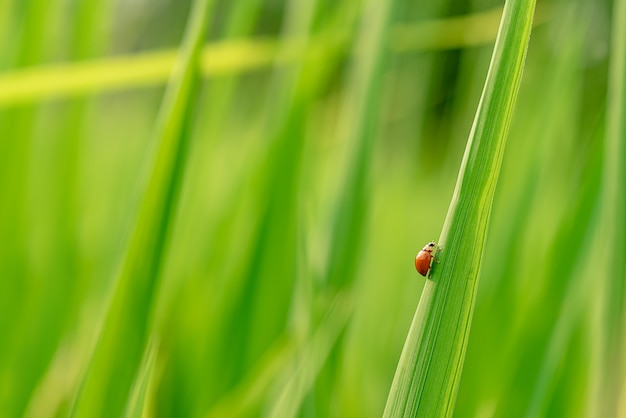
[[427, 258, 436, 278]]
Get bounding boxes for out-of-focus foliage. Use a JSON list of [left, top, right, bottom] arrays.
[[0, 0, 617, 417]]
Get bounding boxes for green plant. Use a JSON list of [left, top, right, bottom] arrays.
[[0, 0, 619, 417]]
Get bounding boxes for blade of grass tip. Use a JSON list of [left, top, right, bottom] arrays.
[[68, 0, 214, 417], [593, 0, 626, 414], [123, 339, 159, 418], [383, 0, 536, 416]]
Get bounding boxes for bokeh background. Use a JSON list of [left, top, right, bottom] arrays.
[[0, 0, 611, 416]]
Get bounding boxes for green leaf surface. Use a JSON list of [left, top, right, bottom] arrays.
[[383, 0, 536, 416]]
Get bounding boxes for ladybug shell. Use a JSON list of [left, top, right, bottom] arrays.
[[415, 242, 436, 276]]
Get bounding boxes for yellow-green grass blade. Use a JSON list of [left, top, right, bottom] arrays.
[[0, 6, 553, 107], [594, 0, 626, 414], [383, 0, 536, 416], [68, 0, 213, 416]]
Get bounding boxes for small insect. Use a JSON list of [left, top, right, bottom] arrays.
[[415, 241, 438, 276]]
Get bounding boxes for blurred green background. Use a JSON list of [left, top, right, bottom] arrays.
[[0, 0, 612, 416]]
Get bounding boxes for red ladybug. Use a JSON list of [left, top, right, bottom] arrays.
[[415, 241, 437, 276]]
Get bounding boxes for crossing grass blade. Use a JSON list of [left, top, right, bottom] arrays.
[[0, 6, 555, 107], [68, 0, 213, 416], [383, 0, 536, 416]]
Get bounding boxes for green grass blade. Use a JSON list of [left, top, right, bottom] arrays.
[[383, 0, 536, 416], [594, 0, 626, 414], [68, 0, 213, 416]]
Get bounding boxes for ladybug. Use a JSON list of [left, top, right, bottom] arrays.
[[415, 241, 437, 276]]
